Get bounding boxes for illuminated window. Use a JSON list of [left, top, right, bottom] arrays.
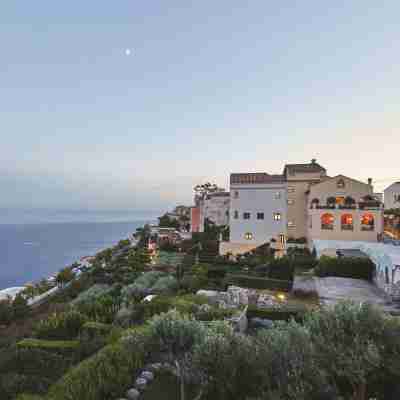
[[273, 213, 281, 221], [341, 214, 353, 231], [243, 212, 251, 220], [279, 234, 285, 245], [244, 232, 253, 240], [287, 221, 296, 228], [361, 213, 374, 231], [288, 199, 295, 205], [233, 210, 239, 219], [288, 186, 295, 193], [321, 213, 334, 230], [257, 212, 264, 220], [335, 197, 345, 206]]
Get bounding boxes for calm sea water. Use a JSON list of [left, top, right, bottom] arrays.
[[0, 218, 149, 290]]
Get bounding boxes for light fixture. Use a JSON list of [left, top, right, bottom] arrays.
[[276, 293, 286, 301]]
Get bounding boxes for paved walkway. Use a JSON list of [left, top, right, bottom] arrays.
[[314, 277, 400, 315]]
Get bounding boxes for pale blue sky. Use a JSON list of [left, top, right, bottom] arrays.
[[1, 1, 399, 212]]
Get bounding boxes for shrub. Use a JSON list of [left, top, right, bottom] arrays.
[[17, 339, 80, 356], [0, 299, 14, 325], [34, 310, 87, 340], [314, 256, 375, 280], [267, 257, 295, 281], [247, 305, 307, 321], [80, 321, 113, 340], [47, 330, 147, 400], [12, 294, 30, 319], [71, 284, 112, 306], [121, 271, 165, 302], [150, 275, 178, 294], [75, 294, 122, 323], [225, 274, 292, 291]]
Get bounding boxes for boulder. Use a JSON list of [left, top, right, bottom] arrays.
[[249, 317, 274, 329], [257, 294, 277, 308], [135, 377, 147, 391], [141, 371, 154, 381], [126, 388, 140, 400], [196, 290, 221, 305]]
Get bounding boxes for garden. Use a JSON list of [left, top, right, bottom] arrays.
[[1, 230, 394, 400]]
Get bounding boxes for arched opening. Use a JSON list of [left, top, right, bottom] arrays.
[[321, 213, 334, 230], [361, 213, 374, 231], [341, 214, 353, 231]]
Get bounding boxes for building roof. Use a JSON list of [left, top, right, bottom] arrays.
[[283, 161, 326, 175], [230, 173, 285, 185], [384, 182, 400, 191]]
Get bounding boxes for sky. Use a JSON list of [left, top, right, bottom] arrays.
[[1, 1, 400, 214]]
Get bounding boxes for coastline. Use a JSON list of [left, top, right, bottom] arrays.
[[0, 219, 148, 292]]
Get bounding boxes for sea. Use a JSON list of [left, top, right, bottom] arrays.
[[0, 209, 158, 290]]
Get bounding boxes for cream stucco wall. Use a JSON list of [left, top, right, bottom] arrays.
[[285, 171, 327, 239], [308, 208, 383, 242], [307, 175, 373, 205], [307, 175, 383, 242]]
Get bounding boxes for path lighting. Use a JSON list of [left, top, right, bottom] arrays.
[[276, 293, 286, 301]]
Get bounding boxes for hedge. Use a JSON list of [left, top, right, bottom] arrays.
[[247, 305, 306, 321], [225, 274, 292, 291], [17, 339, 80, 356], [314, 256, 375, 281], [46, 329, 147, 400]]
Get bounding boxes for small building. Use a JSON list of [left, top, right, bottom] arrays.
[[221, 172, 287, 255], [384, 182, 400, 211], [307, 175, 384, 242]]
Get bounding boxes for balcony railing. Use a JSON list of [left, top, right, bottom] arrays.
[[310, 203, 382, 210]]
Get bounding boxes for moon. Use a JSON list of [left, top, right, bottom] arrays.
[[125, 48, 132, 56]]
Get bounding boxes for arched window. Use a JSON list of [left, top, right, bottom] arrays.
[[361, 213, 374, 231], [341, 214, 353, 231], [244, 232, 253, 240], [321, 213, 334, 230]]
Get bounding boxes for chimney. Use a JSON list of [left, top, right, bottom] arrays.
[[368, 178, 372, 186], [311, 158, 316, 164]]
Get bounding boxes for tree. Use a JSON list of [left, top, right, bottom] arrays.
[[158, 214, 180, 229], [55, 267, 75, 288], [12, 293, 30, 319]]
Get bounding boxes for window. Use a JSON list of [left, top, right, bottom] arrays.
[[341, 214, 353, 231], [288, 186, 295, 193], [243, 212, 251, 220], [244, 232, 253, 240], [279, 234, 285, 245], [287, 221, 296, 228], [275, 192, 281, 199], [395, 194, 400, 203], [321, 213, 334, 230], [273, 213, 281, 221], [257, 212, 264, 220], [361, 213, 374, 231], [233, 191, 239, 199], [288, 199, 295, 205], [233, 210, 239, 219]]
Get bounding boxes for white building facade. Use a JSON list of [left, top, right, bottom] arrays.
[[384, 182, 400, 210], [221, 173, 287, 255]]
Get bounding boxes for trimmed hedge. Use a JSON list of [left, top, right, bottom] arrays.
[[247, 305, 306, 321], [17, 339, 80, 356], [314, 256, 375, 281], [46, 329, 147, 400], [225, 274, 292, 291]]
